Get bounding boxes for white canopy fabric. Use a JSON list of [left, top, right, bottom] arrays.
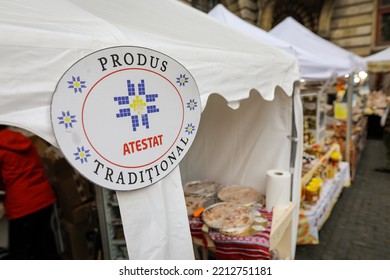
[[208, 4, 342, 81], [270, 17, 367, 76], [0, 0, 302, 259], [364, 47, 390, 72], [208, 4, 295, 55], [365, 47, 390, 61]]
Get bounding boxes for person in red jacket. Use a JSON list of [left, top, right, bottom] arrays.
[[0, 125, 57, 259]]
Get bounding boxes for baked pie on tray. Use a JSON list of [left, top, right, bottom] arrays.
[[202, 202, 254, 235]]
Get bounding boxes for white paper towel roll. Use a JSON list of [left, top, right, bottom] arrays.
[[265, 169, 291, 212]]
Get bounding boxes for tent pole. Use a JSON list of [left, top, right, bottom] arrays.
[[346, 72, 354, 164], [289, 81, 300, 202]]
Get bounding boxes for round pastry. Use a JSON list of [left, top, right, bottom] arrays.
[[184, 181, 221, 197], [218, 185, 260, 205], [202, 202, 253, 234]]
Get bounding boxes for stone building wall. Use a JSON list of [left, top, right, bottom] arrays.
[[329, 0, 375, 56]]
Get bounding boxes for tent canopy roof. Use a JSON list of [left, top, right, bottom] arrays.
[[364, 47, 390, 62], [364, 47, 390, 72], [208, 4, 348, 81], [270, 16, 366, 76], [0, 0, 300, 145]]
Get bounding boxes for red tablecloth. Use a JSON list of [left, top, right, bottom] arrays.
[[189, 207, 273, 260]]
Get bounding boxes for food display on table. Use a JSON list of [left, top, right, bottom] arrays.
[[184, 181, 222, 216], [185, 195, 207, 216], [202, 202, 254, 235]]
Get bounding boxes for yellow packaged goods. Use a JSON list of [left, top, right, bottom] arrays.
[[330, 151, 342, 171], [330, 151, 342, 162], [305, 182, 320, 204], [311, 177, 323, 192], [325, 151, 341, 179], [218, 185, 260, 206]]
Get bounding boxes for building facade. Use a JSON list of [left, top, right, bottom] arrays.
[[182, 0, 390, 56]]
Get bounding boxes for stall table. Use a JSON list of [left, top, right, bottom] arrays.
[[297, 162, 350, 245], [191, 202, 295, 260]]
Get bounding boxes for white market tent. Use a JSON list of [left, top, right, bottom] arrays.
[[208, 4, 343, 81], [270, 17, 367, 164], [0, 0, 302, 259], [364, 47, 390, 72], [208, 4, 295, 56], [365, 47, 390, 61], [270, 17, 367, 76]]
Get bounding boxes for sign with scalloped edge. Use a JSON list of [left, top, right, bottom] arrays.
[[51, 46, 201, 191]]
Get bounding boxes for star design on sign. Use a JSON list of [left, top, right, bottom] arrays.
[[114, 79, 159, 131], [73, 146, 91, 164], [185, 123, 196, 135], [176, 74, 189, 86], [186, 99, 198, 111], [57, 111, 77, 129], [67, 76, 87, 93]]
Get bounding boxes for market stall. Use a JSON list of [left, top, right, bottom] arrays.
[[270, 17, 367, 164], [207, 5, 360, 246], [0, 0, 302, 259], [364, 48, 390, 139], [269, 16, 367, 244]]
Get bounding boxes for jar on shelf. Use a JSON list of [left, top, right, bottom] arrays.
[[330, 151, 342, 170], [327, 151, 342, 179], [311, 177, 323, 193], [305, 182, 320, 205]]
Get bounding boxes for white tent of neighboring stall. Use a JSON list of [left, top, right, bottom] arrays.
[[0, 0, 302, 259], [270, 17, 367, 76], [208, 4, 343, 81], [270, 17, 367, 164], [208, 4, 295, 56], [364, 47, 390, 93], [364, 47, 390, 72]]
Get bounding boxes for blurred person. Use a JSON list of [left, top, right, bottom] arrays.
[[375, 96, 390, 173], [0, 125, 57, 259]]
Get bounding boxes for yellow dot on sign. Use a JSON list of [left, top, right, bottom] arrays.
[[130, 96, 147, 115], [74, 81, 80, 88], [80, 152, 85, 158], [180, 78, 185, 83], [64, 116, 71, 123]]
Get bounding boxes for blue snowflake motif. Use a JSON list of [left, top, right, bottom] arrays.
[[73, 146, 91, 164], [57, 111, 77, 129], [186, 99, 198, 111], [185, 123, 196, 135], [67, 76, 87, 93], [113, 79, 159, 132], [176, 74, 189, 86]]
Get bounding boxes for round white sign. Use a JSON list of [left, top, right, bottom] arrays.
[[51, 46, 201, 191]]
